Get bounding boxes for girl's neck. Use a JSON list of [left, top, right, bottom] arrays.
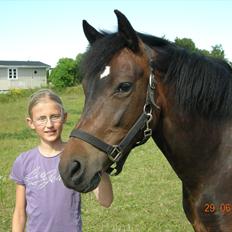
[[38, 139, 65, 157]]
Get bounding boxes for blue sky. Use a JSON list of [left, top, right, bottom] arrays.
[[1, 0, 231, 67]]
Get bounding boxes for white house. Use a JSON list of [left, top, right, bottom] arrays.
[[0, 60, 50, 91]]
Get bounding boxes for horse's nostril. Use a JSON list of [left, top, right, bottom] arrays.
[[69, 160, 81, 177]]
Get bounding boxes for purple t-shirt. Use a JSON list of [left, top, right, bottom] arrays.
[[10, 147, 82, 232]]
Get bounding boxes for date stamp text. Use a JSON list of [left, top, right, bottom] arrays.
[[204, 203, 232, 215]]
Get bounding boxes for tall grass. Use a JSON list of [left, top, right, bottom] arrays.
[[0, 86, 193, 231]]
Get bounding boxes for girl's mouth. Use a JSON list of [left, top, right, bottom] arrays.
[[45, 130, 56, 134]]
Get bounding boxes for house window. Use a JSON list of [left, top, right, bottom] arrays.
[[8, 68, 18, 80]]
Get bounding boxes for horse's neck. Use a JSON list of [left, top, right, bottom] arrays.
[[152, 115, 231, 189]]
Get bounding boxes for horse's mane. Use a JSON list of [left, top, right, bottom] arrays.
[[155, 46, 232, 120], [81, 31, 232, 120]]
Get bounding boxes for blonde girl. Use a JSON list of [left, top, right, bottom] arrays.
[[10, 89, 113, 232]]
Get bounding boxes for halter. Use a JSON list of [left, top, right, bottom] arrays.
[[70, 47, 160, 175]]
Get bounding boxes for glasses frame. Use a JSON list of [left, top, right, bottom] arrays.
[[33, 114, 64, 126]]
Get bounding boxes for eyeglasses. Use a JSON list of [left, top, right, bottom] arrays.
[[33, 114, 63, 126]]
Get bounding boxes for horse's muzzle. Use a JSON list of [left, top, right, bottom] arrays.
[[59, 157, 101, 193]]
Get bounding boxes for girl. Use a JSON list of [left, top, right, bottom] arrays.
[[10, 89, 113, 232]]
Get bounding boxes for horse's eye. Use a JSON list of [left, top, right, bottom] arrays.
[[116, 82, 132, 93]]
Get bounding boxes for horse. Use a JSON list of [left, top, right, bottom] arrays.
[[59, 10, 232, 232]]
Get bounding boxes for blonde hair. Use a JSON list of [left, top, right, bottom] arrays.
[[28, 89, 65, 118]]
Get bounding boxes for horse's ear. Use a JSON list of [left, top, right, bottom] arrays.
[[114, 10, 139, 52], [82, 20, 104, 44]]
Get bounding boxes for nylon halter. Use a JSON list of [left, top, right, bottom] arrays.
[[70, 47, 160, 175]]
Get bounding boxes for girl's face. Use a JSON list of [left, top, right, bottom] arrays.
[[27, 98, 67, 144]]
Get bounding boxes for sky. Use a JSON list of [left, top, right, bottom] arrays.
[[1, 0, 231, 67]]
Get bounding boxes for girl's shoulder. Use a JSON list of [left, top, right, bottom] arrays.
[[17, 147, 39, 161], [10, 147, 40, 184], [13, 147, 40, 168]]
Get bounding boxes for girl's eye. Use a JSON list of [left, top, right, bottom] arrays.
[[116, 82, 133, 93], [50, 114, 62, 121]]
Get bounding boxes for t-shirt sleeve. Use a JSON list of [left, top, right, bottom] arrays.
[[10, 155, 25, 185]]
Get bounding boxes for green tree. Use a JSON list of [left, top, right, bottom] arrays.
[[49, 58, 76, 88], [174, 37, 229, 63], [174, 37, 196, 51], [74, 53, 84, 84], [210, 44, 225, 60], [197, 49, 210, 57]]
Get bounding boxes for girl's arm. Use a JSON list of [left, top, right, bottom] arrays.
[[12, 184, 27, 232], [93, 172, 113, 208]]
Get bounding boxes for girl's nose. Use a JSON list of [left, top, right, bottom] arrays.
[[46, 118, 54, 127]]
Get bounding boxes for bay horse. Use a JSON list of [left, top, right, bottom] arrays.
[[59, 10, 232, 232]]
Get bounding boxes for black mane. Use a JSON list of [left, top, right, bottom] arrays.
[[156, 46, 232, 120], [81, 31, 232, 120]]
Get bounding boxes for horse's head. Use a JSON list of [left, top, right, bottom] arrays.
[[59, 10, 168, 192]]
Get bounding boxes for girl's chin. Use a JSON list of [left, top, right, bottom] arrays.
[[43, 135, 60, 142]]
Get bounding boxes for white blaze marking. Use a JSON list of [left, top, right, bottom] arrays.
[[100, 66, 111, 79]]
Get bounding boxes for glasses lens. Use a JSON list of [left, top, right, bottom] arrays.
[[50, 114, 62, 122], [34, 114, 62, 125]]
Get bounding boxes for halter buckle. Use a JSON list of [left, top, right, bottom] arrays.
[[109, 162, 118, 176], [149, 73, 156, 90], [108, 145, 122, 163], [144, 128, 152, 138]]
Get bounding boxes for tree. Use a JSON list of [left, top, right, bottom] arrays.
[[174, 37, 196, 51], [74, 53, 84, 84], [197, 49, 210, 57], [174, 37, 229, 63], [210, 44, 225, 60], [49, 58, 76, 88]]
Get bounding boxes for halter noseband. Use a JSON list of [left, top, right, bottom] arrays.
[[70, 47, 160, 175]]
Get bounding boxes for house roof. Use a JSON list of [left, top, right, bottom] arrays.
[[0, 60, 50, 68]]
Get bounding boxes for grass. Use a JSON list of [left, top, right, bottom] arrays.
[[0, 86, 193, 232]]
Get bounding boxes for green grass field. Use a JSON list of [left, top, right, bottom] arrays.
[[0, 86, 193, 232]]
